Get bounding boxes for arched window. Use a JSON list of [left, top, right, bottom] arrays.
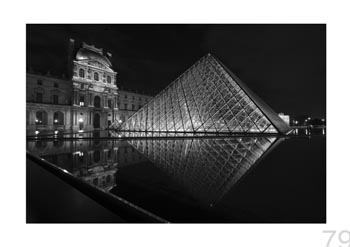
[[36, 111, 48, 125], [93, 96, 101, 108], [53, 111, 64, 125], [107, 76, 111, 84], [94, 72, 99, 81], [79, 69, 85, 78]]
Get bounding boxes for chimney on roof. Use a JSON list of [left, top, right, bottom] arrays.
[[67, 38, 75, 79]]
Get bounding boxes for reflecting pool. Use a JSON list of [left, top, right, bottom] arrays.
[[27, 134, 326, 223]]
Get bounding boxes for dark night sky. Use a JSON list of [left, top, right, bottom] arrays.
[[26, 24, 326, 119]]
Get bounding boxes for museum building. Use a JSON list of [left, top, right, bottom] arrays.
[[26, 40, 152, 135]]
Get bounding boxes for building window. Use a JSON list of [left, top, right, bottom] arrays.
[[139, 105, 142, 109], [79, 69, 85, 78], [94, 72, 99, 81], [93, 150, 100, 163], [53, 95, 59, 104], [53, 111, 64, 125], [132, 104, 135, 111], [54, 82, 58, 88], [80, 84, 84, 89], [124, 104, 127, 110], [36, 93, 43, 103], [37, 79, 42, 85], [36, 111, 47, 125], [139, 97, 141, 101], [94, 96, 101, 108], [107, 76, 111, 84], [125, 95, 127, 99], [79, 95, 85, 106], [108, 99, 113, 109], [132, 96, 135, 100]]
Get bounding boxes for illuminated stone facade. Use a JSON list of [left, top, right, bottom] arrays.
[[26, 40, 152, 135]]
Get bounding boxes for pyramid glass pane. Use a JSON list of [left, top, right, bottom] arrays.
[[119, 54, 291, 135]]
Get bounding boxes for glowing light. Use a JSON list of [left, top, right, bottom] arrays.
[[322, 119, 325, 122], [322, 129, 325, 135], [295, 120, 298, 124], [54, 130, 58, 135], [78, 130, 84, 133], [79, 118, 83, 122], [54, 119, 58, 123], [118, 134, 122, 138], [308, 117, 311, 120], [35, 130, 39, 135], [118, 120, 122, 123], [35, 119, 38, 122]]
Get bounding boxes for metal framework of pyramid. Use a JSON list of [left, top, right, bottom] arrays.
[[120, 54, 291, 135]]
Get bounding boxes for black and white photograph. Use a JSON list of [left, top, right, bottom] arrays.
[[26, 24, 326, 223], [2, 1, 350, 246]]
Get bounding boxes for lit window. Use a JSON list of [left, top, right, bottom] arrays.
[[94, 72, 99, 81], [36, 111, 47, 125], [79, 96, 85, 106], [79, 69, 85, 78], [53, 111, 64, 125], [107, 76, 111, 83]]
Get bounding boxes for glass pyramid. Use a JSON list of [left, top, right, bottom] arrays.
[[120, 54, 291, 135], [129, 137, 280, 205]]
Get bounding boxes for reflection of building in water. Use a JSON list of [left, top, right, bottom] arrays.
[[27, 139, 147, 190], [129, 137, 280, 206]]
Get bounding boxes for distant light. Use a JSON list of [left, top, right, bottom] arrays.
[[35, 130, 39, 135], [79, 118, 83, 122], [54, 130, 58, 135], [35, 119, 38, 122], [118, 120, 122, 123], [295, 120, 298, 124], [54, 119, 58, 123], [118, 134, 122, 138], [78, 130, 84, 133], [322, 119, 325, 122], [308, 117, 311, 120]]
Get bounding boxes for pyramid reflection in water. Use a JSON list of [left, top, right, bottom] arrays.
[[120, 54, 291, 135], [129, 136, 281, 206]]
